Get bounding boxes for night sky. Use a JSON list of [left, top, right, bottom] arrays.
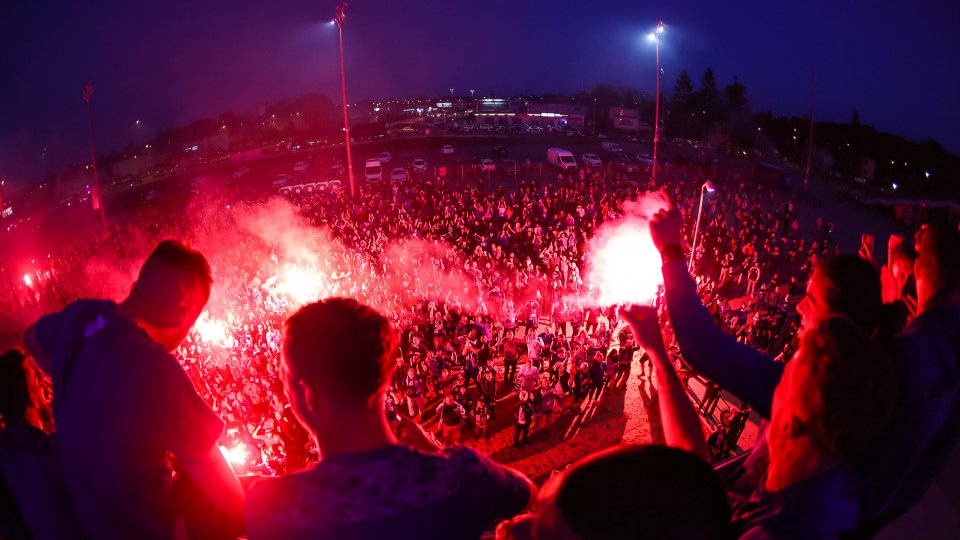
[[1, 0, 958, 184]]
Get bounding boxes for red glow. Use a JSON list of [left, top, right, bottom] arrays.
[[194, 312, 234, 348], [585, 193, 667, 306], [273, 263, 326, 307], [219, 444, 249, 469]]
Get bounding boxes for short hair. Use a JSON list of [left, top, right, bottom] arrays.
[[554, 444, 730, 540], [918, 222, 960, 283], [889, 244, 917, 273], [284, 298, 398, 405], [129, 240, 213, 328], [0, 349, 32, 422], [815, 254, 882, 334], [798, 315, 896, 460]]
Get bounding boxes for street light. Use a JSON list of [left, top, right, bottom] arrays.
[[647, 20, 665, 184], [82, 82, 108, 233], [333, 2, 356, 198], [689, 179, 715, 270]]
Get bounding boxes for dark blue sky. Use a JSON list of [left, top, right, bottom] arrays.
[[1, 0, 958, 184]]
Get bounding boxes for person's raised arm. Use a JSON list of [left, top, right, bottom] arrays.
[[623, 305, 709, 461], [649, 195, 782, 418], [177, 445, 245, 533]]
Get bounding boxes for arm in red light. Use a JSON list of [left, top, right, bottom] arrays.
[[178, 445, 246, 532], [623, 306, 709, 461], [662, 259, 781, 418]]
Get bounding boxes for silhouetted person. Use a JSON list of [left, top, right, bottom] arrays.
[[25, 240, 243, 539], [246, 298, 534, 540], [0, 349, 87, 540], [497, 445, 729, 540]]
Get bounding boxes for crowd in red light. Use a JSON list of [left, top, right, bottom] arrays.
[[5, 164, 843, 476]]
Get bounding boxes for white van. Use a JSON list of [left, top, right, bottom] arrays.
[[364, 159, 383, 182], [547, 148, 578, 171]]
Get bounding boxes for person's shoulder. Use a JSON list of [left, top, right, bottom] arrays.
[[36, 299, 113, 335], [247, 471, 308, 507], [436, 445, 510, 478], [246, 470, 316, 533]]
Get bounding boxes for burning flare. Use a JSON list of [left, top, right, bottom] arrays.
[[585, 193, 667, 306]]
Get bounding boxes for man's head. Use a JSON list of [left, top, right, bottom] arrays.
[[914, 222, 960, 311], [125, 240, 212, 351], [282, 298, 398, 432], [522, 445, 729, 540], [797, 254, 881, 334], [767, 316, 895, 487], [890, 244, 917, 284]]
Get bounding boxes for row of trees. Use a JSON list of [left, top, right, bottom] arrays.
[[545, 71, 954, 196], [665, 68, 749, 146]]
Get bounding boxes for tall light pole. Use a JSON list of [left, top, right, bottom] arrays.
[[333, 2, 356, 198], [689, 179, 715, 270], [82, 82, 108, 233], [648, 20, 664, 183], [803, 72, 817, 192]]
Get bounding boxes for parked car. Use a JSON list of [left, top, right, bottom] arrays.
[[480, 159, 496, 172], [412, 158, 428, 173], [390, 168, 409, 182], [613, 157, 640, 173], [441, 144, 455, 154], [493, 145, 508, 156], [364, 159, 383, 182], [601, 142, 625, 154], [377, 152, 392, 163], [582, 153, 602, 167]]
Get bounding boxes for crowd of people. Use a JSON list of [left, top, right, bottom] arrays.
[[1, 161, 958, 539], [10, 163, 830, 475]]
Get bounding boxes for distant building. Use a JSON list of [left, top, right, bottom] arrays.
[[473, 102, 586, 129], [609, 107, 640, 131], [111, 154, 155, 179], [477, 98, 518, 113], [526, 103, 586, 129]]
